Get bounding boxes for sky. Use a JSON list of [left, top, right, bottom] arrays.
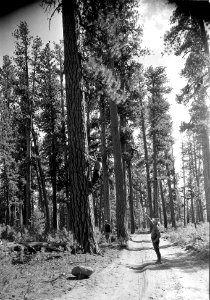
[[0, 0, 190, 170], [0, 1, 63, 60]]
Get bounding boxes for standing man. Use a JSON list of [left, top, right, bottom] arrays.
[[147, 215, 162, 264], [104, 220, 111, 244]]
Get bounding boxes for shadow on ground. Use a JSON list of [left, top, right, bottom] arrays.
[[130, 240, 151, 244], [127, 243, 173, 252], [127, 246, 153, 252], [125, 250, 208, 274]]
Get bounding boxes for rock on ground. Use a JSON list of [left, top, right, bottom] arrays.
[[72, 265, 94, 278]]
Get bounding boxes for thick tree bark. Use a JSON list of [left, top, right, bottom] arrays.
[[109, 99, 127, 238], [62, 0, 98, 252]]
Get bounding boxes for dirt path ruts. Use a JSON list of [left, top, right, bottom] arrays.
[[54, 234, 209, 300]]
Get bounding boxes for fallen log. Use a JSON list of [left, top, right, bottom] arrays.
[[5, 241, 65, 254]]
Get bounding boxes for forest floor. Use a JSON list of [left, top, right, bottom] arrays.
[[0, 233, 209, 300]]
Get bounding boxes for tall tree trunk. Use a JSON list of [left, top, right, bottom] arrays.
[[192, 136, 203, 222], [127, 161, 135, 234], [30, 46, 50, 230], [197, 146, 204, 222], [139, 96, 153, 218], [99, 184, 104, 231], [120, 114, 128, 226], [6, 188, 10, 225], [34, 160, 43, 210], [151, 88, 158, 218], [19, 203, 23, 227], [152, 133, 158, 218], [198, 18, 210, 222], [25, 46, 31, 227], [51, 132, 57, 230], [159, 178, 167, 229], [190, 189, 196, 227], [32, 127, 50, 230], [171, 148, 177, 210], [188, 142, 196, 226], [201, 129, 210, 222], [165, 154, 176, 228], [100, 99, 110, 223], [62, 0, 98, 252], [109, 99, 127, 238], [58, 45, 71, 228], [181, 141, 187, 226], [198, 17, 210, 76]]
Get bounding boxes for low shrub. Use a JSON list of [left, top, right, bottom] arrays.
[[0, 225, 17, 241], [46, 227, 74, 244], [29, 210, 45, 238], [163, 222, 209, 260]]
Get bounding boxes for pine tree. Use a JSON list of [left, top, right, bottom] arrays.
[[145, 66, 172, 219], [62, 0, 98, 252], [164, 0, 210, 222], [13, 21, 33, 226], [36, 42, 61, 230]]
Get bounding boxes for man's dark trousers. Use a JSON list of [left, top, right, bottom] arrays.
[[152, 240, 161, 261]]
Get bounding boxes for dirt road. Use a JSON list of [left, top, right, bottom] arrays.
[[54, 234, 209, 300]]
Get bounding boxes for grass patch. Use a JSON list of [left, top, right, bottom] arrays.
[[163, 222, 209, 261]]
